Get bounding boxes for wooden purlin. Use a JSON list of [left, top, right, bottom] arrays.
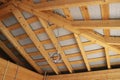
[[39, 18, 73, 73], [12, 7, 60, 74], [34, 49, 105, 63], [39, 54, 120, 72], [0, 22, 43, 73]]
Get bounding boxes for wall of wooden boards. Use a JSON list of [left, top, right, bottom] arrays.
[[48, 68, 120, 80], [0, 58, 43, 80]]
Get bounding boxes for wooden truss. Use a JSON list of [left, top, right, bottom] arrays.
[[0, 0, 120, 75]]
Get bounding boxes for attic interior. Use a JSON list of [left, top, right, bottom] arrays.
[[0, 0, 120, 80]]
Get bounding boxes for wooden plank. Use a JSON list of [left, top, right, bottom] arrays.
[[74, 34, 91, 71], [0, 40, 23, 66], [12, 7, 60, 74], [63, 7, 90, 71], [34, 48, 104, 64], [72, 20, 120, 29], [105, 37, 120, 45], [80, 6, 90, 20], [104, 47, 111, 69], [48, 69, 120, 80], [15, 0, 109, 11], [10, 3, 120, 54], [40, 54, 120, 70], [39, 19, 73, 73], [0, 21, 43, 73], [0, 58, 43, 80]]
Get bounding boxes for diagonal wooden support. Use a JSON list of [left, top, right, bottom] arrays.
[[39, 18, 73, 73], [12, 6, 60, 74], [13, 2, 120, 56], [74, 34, 91, 71], [0, 22, 43, 73], [62, 7, 90, 71]]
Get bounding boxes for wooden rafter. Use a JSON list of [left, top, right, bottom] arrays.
[[0, 22, 43, 73], [39, 18, 73, 73], [0, 40, 23, 66], [12, 6, 60, 74], [13, 3, 120, 55], [74, 34, 91, 71]]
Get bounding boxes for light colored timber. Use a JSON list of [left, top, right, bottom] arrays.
[[74, 34, 91, 71], [48, 69, 120, 80], [19, 0, 120, 11], [4, 8, 120, 30], [63, 6, 90, 71], [72, 20, 120, 29], [12, 7, 60, 74], [5, 14, 120, 30], [40, 54, 120, 69], [34, 48, 104, 63], [80, 6, 90, 20], [0, 21, 43, 73], [0, 58, 43, 80], [11, 3, 120, 56], [101, 4, 111, 69], [42, 62, 120, 73], [39, 19, 73, 73], [0, 40, 23, 66]]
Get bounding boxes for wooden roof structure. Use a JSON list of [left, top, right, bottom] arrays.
[[0, 0, 120, 79]]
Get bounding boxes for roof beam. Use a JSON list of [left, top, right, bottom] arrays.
[[11, 6, 60, 74], [72, 20, 120, 29], [74, 34, 91, 71], [13, 3, 120, 55], [19, 0, 120, 11], [0, 40, 23, 66], [0, 22, 43, 73], [39, 19, 73, 73]]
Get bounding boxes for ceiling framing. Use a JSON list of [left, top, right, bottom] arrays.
[[0, 0, 120, 75]]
